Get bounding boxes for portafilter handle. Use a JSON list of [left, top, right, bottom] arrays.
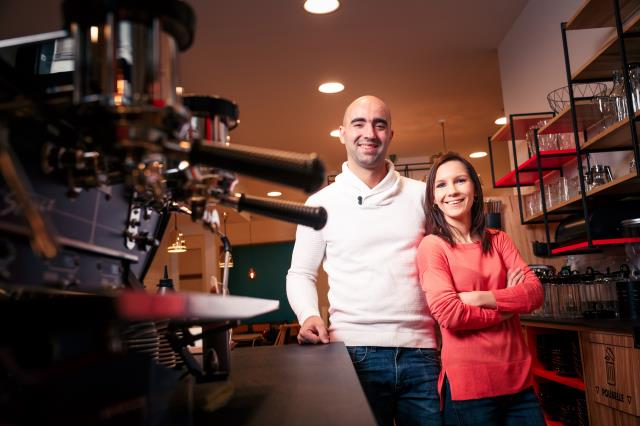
[[220, 193, 327, 230], [189, 140, 325, 194]]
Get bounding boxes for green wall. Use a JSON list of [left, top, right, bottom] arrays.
[[228, 241, 296, 324]]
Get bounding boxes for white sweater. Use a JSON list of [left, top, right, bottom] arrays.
[[286, 161, 437, 348]]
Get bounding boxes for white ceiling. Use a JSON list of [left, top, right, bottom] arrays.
[[0, 0, 528, 219]]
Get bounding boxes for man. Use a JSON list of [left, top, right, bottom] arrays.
[[286, 95, 441, 426]]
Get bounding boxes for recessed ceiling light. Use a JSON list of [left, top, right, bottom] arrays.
[[318, 82, 344, 94], [470, 151, 488, 158], [304, 0, 340, 14], [494, 116, 507, 125], [267, 191, 282, 197], [330, 129, 340, 137]]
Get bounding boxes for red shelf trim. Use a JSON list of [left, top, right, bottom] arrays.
[[494, 150, 576, 187], [532, 367, 586, 391], [544, 417, 565, 426], [551, 237, 640, 254]]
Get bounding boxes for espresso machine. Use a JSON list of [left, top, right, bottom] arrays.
[[0, 0, 327, 424]]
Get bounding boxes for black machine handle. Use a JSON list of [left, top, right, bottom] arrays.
[[190, 140, 325, 193], [220, 193, 327, 230]]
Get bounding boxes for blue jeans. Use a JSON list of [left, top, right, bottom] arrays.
[[346, 346, 442, 426], [442, 377, 545, 426]]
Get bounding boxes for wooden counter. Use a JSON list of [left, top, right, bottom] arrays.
[[200, 342, 376, 426], [522, 316, 640, 339], [522, 317, 640, 425]]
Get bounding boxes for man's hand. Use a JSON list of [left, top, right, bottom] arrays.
[[507, 267, 525, 288], [297, 315, 330, 344]]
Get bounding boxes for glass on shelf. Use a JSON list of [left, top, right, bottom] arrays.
[[544, 180, 561, 208], [557, 133, 575, 150], [526, 119, 559, 156], [629, 63, 640, 113], [587, 95, 616, 140], [585, 164, 613, 192], [557, 177, 571, 204], [524, 191, 542, 217], [568, 176, 580, 199], [558, 283, 582, 319], [611, 70, 629, 122]]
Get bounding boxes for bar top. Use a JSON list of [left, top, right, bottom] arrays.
[[521, 316, 640, 334], [201, 342, 377, 426]]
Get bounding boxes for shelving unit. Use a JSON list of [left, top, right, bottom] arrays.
[[520, 2, 640, 420], [567, 0, 640, 30], [532, 366, 586, 391], [494, 0, 640, 257], [553, 0, 640, 254], [570, 13, 640, 82], [524, 325, 588, 425], [487, 112, 557, 226]]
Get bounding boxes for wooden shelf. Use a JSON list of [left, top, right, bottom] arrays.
[[523, 193, 582, 224], [551, 237, 640, 254], [581, 110, 640, 152], [538, 101, 602, 135], [494, 150, 576, 188], [567, 0, 640, 30], [585, 170, 640, 196], [572, 13, 640, 82], [491, 114, 553, 142], [522, 171, 640, 222], [524, 208, 574, 224], [532, 367, 586, 391]]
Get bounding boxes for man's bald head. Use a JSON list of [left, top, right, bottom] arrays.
[[339, 95, 394, 180], [342, 95, 392, 127]]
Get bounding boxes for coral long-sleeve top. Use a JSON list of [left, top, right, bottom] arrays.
[[417, 230, 543, 401]]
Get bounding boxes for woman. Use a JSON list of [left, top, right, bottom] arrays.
[[416, 152, 545, 426]]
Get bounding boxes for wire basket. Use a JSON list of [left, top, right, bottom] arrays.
[[547, 83, 609, 114]]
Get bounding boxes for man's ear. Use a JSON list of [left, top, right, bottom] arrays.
[[339, 126, 346, 145]]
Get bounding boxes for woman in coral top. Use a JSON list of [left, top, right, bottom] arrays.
[[416, 152, 545, 426]]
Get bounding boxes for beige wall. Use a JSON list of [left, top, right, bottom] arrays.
[[498, 0, 611, 116]]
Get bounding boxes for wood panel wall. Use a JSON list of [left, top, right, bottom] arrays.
[[490, 194, 566, 269]]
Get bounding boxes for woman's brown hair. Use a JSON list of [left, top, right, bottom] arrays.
[[424, 152, 492, 253]]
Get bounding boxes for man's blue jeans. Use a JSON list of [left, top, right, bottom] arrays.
[[442, 376, 545, 426], [346, 346, 442, 426]]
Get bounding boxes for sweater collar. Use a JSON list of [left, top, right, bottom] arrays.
[[335, 160, 401, 206]]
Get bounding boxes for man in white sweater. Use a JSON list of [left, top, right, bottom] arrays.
[[286, 96, 441, 426]]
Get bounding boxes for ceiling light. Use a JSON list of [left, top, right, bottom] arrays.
[[304, 0, 340, 14], [470, 151, 488, 159], [267, 191, 282, 197], [318, 82, 344, 94], [330, 129, 340, 137], [494, 116, 507, 125]]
